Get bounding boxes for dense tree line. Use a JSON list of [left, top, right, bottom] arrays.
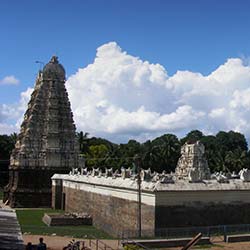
[[0, 133, 17, 159], [77, 130, 250, 173], [0, 130, 249, 173]]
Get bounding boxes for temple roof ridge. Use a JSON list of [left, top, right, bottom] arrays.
[[50, 55, 59, 64], [42, 55, 65, 80]]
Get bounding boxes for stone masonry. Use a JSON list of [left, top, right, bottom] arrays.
[[4, 56, 79, 207], [175, 141, 210, 180], [52, 174, 155, 237], [64, 186, 155, 237], [52, 170, 250, 237]]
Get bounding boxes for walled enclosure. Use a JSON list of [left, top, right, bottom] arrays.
[[52, 175, 155, 236], [52, 173, 250, 237]]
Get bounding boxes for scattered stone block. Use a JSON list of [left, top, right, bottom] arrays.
[[240, 169, 250, 182], [42, 213, 92, 226]]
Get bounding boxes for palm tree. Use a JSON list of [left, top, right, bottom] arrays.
[[156, 134, 181, 172], [225, 149, 247, 172], [142, 145, 163, 172], [9, 133, 17, 146], [214, 151, 228, 173], [77, 131, 89, 154]]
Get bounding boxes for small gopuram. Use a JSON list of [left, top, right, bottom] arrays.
[[4, 56, 79, 207], [175, 141, 210, 181]]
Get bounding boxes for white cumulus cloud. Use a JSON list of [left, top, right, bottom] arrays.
[[0, 87, 33, 134], [0, 75, 19, 85], [66, 42, 206, 141], [2, 42, 250, 143]]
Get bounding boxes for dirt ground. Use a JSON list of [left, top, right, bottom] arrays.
[[154, 241, 250, 250], [23, 235, 250, 250], [23, 235, 120, 250]]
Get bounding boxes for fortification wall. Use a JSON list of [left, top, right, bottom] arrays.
[[52, 175, 155, 236], [155, 190, 250, 228], [63, 185, 155, 236], [52, 174, 250, 236], [155, 203, 250, 228], [156, 190, 250, 206]]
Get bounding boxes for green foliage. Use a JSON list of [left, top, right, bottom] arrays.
[[1, 129, 250, 174], [200, 135, 221, 172], [204, 131, 248, 172], [75, 129, 250, 173], [142, 134, 180, 173], [77, 131, 89, 153], [181, 130, 204, 145], [86, 144, 109, 168], [124, 244, 141, 250], [0, 133, 17, 159]]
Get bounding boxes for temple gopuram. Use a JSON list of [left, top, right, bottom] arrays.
[[4, 56, 79, 207], [175, 141, 211, 181]]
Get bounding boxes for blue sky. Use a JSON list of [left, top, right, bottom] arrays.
[[1, 1, 250, 93], [2, 0, 250, 142]]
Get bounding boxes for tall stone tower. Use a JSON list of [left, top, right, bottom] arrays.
[[4, 56, 79, 207], [175, 141, 210, 180]]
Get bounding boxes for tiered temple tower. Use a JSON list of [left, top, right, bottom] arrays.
[[4, 56, 79, 207], [175, 141, 210, 180]]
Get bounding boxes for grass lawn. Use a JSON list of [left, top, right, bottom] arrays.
[[16, 208, 111, 239]]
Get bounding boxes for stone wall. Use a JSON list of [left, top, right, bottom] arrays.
[[52, 174, 250, 237], [60, 186, 250, 235], [63, 186, 155, 237], [4, 168, 68, 207], [52, 179, 63, 209], [155, 190, 250, 228], [155, 203, 250, 228], [155, 190, 250, 206]]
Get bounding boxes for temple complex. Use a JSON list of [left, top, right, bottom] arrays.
[[4, 59, 250, 236], [4, 56, 79, 207], [52, 141, 250, 236]]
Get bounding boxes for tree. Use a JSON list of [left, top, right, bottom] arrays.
[[116, 140, 142, 169], [146, 134, 181, 173], [86, 144, 109, 168], [103, 144, 123, 170], [49, 129, 250, 173], [0, 134, 17, 159], [142, 145, 162, 172], [214, 131, 248, 172], [180, 130, 204, 145], [216, 131, 247, 155], [200, 135, 220, 172], [225, 149, 247, 172], [77, 131, 89, 154]]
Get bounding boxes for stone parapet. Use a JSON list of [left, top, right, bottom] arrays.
[[52, 173, 250, 192], [63, 185, 155, 237], [52, 173, 250, 236]]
